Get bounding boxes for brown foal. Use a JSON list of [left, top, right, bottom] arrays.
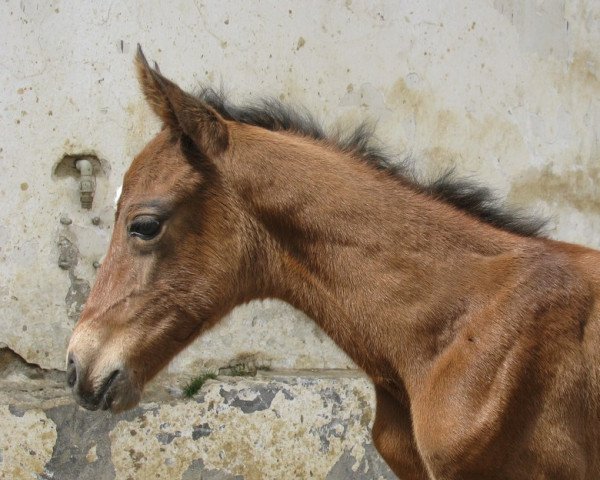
[[66, 48, 600, 479]]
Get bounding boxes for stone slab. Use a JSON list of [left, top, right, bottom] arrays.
[[0, 372, 397, 480]]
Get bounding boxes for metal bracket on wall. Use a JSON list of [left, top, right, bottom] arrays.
[[75, 159, 95, 209], [53, 154, 105, 210]]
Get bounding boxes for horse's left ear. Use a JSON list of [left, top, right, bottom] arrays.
[[135, 45, 229, 157]]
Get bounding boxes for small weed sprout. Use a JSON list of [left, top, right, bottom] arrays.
[[182, 372, 217, 398]]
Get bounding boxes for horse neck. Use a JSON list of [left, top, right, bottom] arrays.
[[227, 127, 528, 389]]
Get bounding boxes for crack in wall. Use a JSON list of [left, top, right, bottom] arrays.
[[0, 347, 63, 378]]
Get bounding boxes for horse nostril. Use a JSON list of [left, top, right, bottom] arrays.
[[66, 353, 77, 389]]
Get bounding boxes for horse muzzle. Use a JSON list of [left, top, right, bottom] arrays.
[[66, 352, 141, 413]]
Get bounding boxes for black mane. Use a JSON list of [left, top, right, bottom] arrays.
[[199, 88, 546, 238]]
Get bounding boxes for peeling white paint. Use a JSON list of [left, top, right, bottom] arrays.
[[114, 185, 122, 207]]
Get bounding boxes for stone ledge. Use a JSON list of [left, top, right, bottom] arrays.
[[0, 373, 397, 480]]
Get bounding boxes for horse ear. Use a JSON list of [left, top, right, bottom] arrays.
[[135, 45, 229, 157]]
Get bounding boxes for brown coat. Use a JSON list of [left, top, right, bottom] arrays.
[[67, 48, 600, 479]]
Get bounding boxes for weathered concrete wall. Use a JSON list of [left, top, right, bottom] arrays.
[[1, 0, 599, 478], [1, 0, 599, 372]]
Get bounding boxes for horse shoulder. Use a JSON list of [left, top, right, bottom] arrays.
[[410, 245, 596, 479]]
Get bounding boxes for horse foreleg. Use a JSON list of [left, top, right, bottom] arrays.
[[372, 385, 431, 480]]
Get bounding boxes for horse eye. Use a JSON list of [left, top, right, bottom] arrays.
[[128, 216, 161, 240]]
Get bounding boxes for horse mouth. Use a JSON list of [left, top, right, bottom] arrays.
[[98, 369, 121, 411], [72, 369, 121, 412], [97, 369, 142, 413]]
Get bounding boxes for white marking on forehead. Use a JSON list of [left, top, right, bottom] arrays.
[[114, 185, 122, 208]]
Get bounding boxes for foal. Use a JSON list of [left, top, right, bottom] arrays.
[[67, 48, 600, 479]]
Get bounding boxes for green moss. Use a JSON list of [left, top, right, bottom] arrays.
[[182, 372, 217, 398], [216, 363, 251, 377], [228, 364, 252, 376]]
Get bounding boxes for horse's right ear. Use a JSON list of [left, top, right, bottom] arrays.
[[134, 45, 229, 157]]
